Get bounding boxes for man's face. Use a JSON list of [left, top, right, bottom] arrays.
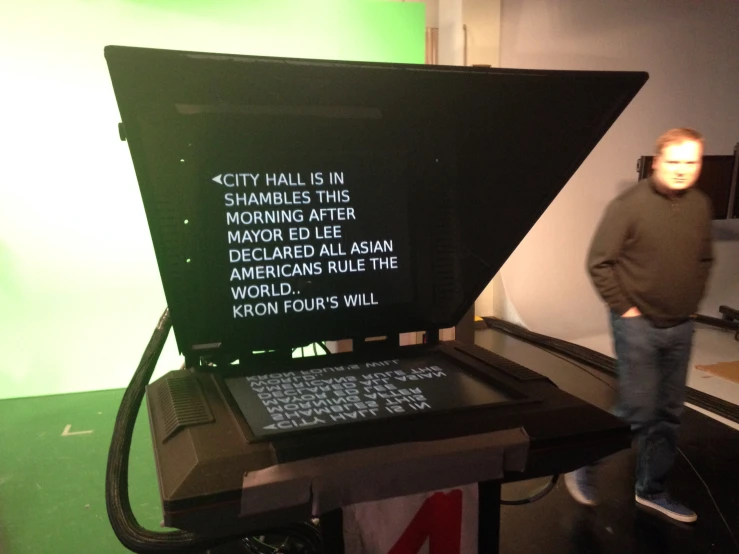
[[652, 140, 703, 191]]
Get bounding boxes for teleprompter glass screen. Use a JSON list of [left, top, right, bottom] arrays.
[[225, 354, 514, 439]]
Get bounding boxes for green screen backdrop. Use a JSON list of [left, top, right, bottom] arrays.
[[0, 0, 425, 399]]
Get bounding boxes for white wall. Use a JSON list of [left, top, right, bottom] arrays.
[[463, 0, 500, 67], [497, 0, 739, 342], [436, 0, 501, 68], [438, 0, 464, 65]]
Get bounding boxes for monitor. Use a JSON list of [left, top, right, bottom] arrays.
[[637, 154, 737, 219]]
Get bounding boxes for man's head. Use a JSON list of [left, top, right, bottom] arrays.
[[652, 128, 704, 191]]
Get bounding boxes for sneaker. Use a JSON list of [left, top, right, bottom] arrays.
[[635, 492, 697, 523], [564, 467, 598, 506]]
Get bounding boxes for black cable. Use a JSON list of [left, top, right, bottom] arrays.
[[248, 524, 323, 554], [500, 475, 560, 505], [318, 342, 331, 355], [105, 309, 325, 553], [678, 449, 739, 551], [284, 523, 321, 553], [105, 308, 212, 552], [274, 536, 290, 554], [105, 308, 260, 552], [241, 536, 276, 554]]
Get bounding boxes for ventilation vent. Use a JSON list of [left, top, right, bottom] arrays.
[[157, 373, 215, 441]]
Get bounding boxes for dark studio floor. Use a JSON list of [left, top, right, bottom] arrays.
[[477, 328, 739, 554]]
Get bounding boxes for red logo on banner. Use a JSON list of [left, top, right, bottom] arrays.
[[388, 490, 463, 554]]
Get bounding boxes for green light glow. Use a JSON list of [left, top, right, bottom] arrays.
[[0, 0, 424, 400]]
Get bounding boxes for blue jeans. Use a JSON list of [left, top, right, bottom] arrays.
[[610, 312, 693, 496]]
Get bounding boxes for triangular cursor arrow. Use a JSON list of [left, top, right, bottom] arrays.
[[212, 174, 223, 185]]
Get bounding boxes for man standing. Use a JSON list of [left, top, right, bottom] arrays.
[[565, 128, 714, 523]]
